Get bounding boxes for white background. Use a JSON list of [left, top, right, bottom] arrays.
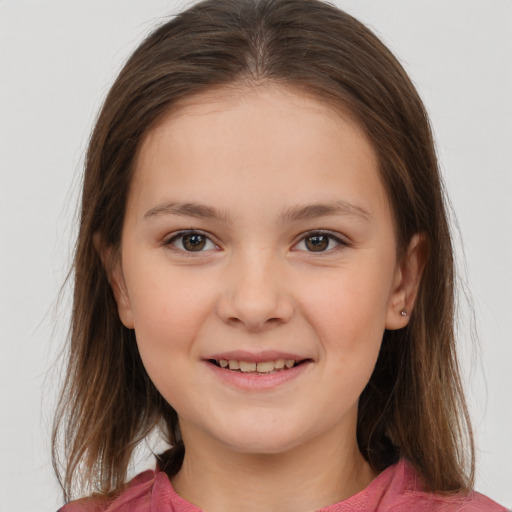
[[0, 1, 510, 510]]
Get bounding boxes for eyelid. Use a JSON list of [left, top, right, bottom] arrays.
[[161, 228, 350, 255], [292, 229, 351, 253], [163, 229, 220, 254]]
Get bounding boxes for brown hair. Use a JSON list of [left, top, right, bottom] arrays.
[[52, 0, 474, 501]]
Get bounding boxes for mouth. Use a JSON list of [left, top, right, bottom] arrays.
[[207, 358, 310, 375]]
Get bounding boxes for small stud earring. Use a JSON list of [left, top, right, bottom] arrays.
[[400, 309, 408, 317]]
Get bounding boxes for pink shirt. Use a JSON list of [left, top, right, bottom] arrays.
[[59, 459, 507, 511]]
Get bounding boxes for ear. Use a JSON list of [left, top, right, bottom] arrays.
[[93, 233, 135, 329], [385, 233, 427, 330]]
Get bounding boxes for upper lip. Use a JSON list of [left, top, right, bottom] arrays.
[[205, 350, 310, 363]]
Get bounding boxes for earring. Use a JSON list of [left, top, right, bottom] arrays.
[[400, 309, 408, 317]]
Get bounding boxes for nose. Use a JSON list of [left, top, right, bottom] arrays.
[[216, 251, 294, 332]]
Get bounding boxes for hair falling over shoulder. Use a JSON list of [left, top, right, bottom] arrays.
[[52, 0, 474, 501]]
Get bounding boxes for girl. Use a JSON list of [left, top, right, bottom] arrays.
[[54, 0, 507, 510]]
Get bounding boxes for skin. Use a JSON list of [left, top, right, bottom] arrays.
[[108, 84, 424, 512]]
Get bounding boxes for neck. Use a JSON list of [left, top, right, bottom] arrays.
[[171, 422, 377, 512]]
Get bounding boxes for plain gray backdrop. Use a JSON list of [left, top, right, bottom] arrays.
[[0, 1, 511, 510]]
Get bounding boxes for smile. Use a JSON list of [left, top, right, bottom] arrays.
[[205, 354, 312, 390], [208, 358, 303, 374]]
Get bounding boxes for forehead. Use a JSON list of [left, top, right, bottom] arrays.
[[137, 82, 373, 166], [129, 83, 389, 224]]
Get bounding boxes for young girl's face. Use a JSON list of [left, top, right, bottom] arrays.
[[110, 84, 412, 456]]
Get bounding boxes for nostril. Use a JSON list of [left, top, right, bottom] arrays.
[[216, 288, 294, 331], [225, 316, 285, 331]]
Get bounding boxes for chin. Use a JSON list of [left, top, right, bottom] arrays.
[[212, 418, 310, 456], [180, 400, 334, 457]]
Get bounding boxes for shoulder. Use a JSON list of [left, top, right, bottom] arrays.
[[392, 489, 508, 512], [323, 459, 508, 512], [378, 459, 508, 512], [58, 469, 161, 512]]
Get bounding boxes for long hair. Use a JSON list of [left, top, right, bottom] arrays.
[[52, 0, 474, 500]]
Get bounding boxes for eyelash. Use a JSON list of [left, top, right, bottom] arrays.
[[164, 230, 218, 254], [163, 229, 350, 255], [293, 230, 349, 254]]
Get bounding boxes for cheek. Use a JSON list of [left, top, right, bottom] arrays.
[[295, 259, 394, 409], [126, 265, 220, 411], [301, 263, 393, 348], [125, 260, 216, 362], [305, 271, 388, 411]]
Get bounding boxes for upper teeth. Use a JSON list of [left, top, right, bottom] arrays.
[[218, 359, 296, 372]]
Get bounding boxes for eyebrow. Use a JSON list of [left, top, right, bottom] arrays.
[[144, 201, 231, 222], [144, 199, 371, 223], [280, 201, 372, 223]]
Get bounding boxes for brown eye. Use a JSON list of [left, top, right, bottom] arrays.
[[305, 234, 330, 252], [167, 231, 216, 252], [182, 233, 206, 251], [294, 231, 346, 253]]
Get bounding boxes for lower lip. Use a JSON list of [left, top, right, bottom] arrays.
[[204, 361, 312, 391]]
